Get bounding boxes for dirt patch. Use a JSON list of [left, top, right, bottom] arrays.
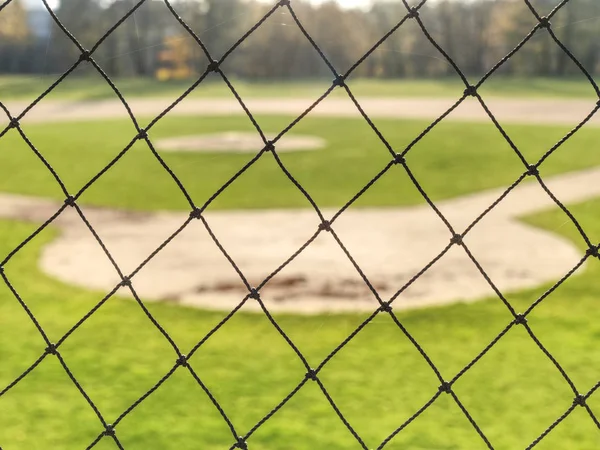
[[3, 97, 599, 314], [5, 97, 600, 126], [1, 167, 599, 314], [156, 132, 324, 153]]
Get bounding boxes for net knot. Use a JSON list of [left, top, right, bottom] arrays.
[[538, 16, 551, 29], [0, 265, 4, 274], [207, 60, 220, 72], [407, 8, 419, 19], [586, 245, 599, 258], [8, 118, 19, 129], [136, 129, 148, 140], [450, 234, 463, 246], [176, 354, 188, 367], [319, 220, 332, 232], [439, 381, 452, 394], [379, 302, 393, 313], [278, 0, 290, 6], [64, 196, 76, 207], [120, 277, 132, 288], [79, 50, 91, 62], [306, 368, 318, 381], [596, 98, 600, 107], [235, 437, 248, 450], [249, 288, 260, 300], [104, 424, 115, 437], [45, 343, 58, 355], [190, 208, 202, 220], [464, 85, 477, 97], [514, 314, 527, 325], [393, 153, 406, 165], [265, 141, 275, 152], [527, 165, 539, 176], [574, 394, 587, 407], [333, 75, 346, 88]]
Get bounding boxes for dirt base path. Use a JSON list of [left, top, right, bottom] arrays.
[[1, 167, 599, 314], [4, 97, 600, 126]]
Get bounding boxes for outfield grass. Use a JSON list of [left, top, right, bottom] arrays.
[[2, 75, 600, 101], [2, 111, 600, 448], [0, 196, 599, 449], [2, 115, 600, 212]]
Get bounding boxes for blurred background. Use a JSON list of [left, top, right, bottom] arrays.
[[3, 2, 600, 450], [2, 0, 599, 83]]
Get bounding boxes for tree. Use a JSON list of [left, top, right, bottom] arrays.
[[0, 0, 30, 72], [0, 0, 29, 41], [49, 0, 104, 72], [1, 0, 600, 79]]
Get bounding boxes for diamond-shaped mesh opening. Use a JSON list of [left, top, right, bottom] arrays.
[[187, 312, 310, 432], [532, 404, 600, 450], [205, 150, 314, 210], [267, 115, 392, 207], [364, 12, 442, 79], [450, 324, 578, 448], [0, 124, 66, 199], [53, 292, 182, 413], [313, 317, 442, 445], [400, 118, 526, 202], [244, 376, 366, 449], [222, 2, 333, 80], [106, 367, 238, 449], [383, 390, 492, 450], [2, 0, 600, 448]]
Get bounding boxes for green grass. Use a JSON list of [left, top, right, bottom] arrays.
[[0, 196, 599, 449], [1, 111, 600, 448], [2, 115, 600, 211], [2, 75, 600, 101]]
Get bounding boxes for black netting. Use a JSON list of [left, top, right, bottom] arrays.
[[1, 0, 600, 449]]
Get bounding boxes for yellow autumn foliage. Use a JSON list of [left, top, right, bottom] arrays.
[[0, 0, 29, 42]]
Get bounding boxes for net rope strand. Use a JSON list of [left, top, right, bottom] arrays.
[[0, 0, 599, 448]]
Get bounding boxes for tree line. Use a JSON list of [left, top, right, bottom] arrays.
[[1, 0, 599, 79]]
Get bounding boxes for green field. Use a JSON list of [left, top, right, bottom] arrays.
[[2, 75, 600, 101], [1, 115, 600, 211], [1, 112, 600, 449], [0, 199, 599, 449]]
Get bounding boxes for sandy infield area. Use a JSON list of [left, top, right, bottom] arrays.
[[0, 167, 598, 314], [3, 96, 600, 126], [2, 96, 599, 313]]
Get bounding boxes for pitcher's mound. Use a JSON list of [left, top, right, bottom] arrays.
[[156, 132, 325, 153]]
